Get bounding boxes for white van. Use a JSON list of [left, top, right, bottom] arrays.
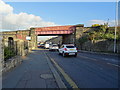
[[45, 42, 52, 49], [45, 43, 50, 49]]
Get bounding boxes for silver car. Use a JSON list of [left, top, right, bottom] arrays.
[[58, 44, 78, 57], [49, 44, 59, 51]]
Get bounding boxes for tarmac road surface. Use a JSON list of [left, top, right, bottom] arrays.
[[46, 50, 119, 88], [2, 49, 119, 88]]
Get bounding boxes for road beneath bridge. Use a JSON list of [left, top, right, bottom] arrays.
[[3, 49, 119, 88]]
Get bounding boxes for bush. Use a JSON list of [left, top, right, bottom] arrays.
[[4, 47, 15, 61], [79, 36, 88, 44], [91, 24, 101, 27]]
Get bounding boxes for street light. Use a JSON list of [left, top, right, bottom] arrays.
[[114, 0, 118, 53]]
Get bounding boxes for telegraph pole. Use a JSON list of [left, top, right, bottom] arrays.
[[114, 0, 118, 53]]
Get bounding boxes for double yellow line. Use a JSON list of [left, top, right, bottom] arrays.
[[50, 58, 79, 88], [48, 56, 79, 89]]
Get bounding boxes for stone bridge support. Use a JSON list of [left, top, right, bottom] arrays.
[[30, 28, 38, 49], [62, 34, 75, 44], [62, 25, 84, 45], [74, 27, 85, 48]]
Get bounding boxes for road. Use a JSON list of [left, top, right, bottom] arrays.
[[3, 49, 119, 88], [45, 50, 119, 88]]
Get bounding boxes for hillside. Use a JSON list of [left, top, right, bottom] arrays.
[[76, 26, 120, 53]]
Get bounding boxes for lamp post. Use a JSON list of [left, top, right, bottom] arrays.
[[114, 0, 118, 53]]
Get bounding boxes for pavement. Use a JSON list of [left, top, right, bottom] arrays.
[[2, 49, 65, 88]]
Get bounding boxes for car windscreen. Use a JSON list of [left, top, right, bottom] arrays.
[[66, 46, 75, 48]]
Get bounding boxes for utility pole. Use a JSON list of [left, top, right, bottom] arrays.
[[107, 19, 109, 27], [114, 0, 118, 53]]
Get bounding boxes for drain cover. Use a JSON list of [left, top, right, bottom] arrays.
[[40, 74, 53, 79]]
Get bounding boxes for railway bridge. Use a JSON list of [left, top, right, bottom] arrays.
[[1, 24, 84, 57]]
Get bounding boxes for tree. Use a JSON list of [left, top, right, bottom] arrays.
[[91, 24, 101, 27]]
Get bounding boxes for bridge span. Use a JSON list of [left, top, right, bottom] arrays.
[[1, 24, 84, 57]]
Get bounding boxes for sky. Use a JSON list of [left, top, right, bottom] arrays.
[[0, 0, 118, 41], [0, 0, 117, 31], [2, 0, 118, 2], [7, 2, 116, 26], [118, 2, 120, 26]]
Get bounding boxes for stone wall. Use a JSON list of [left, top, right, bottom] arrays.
[[1, 31, 30, 73], [2, 30, 30, 57], [74, 27, 120, 53], [30, 28, 37, 49], [79, 40, 120, 53], [1, 30, 32, 73], [62, 34, 74, 44], [45, 36, 62, 45], [45, 34, 75, 45], [75, 27, 91, 48], [2, 56, 22, 73]]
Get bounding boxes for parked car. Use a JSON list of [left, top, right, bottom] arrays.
[[58, 44, 78, 57], [37, 43, 41, 48], [38, 44, 44, 48], [49, 44, 59, 51], [40, 44, 45, 48]]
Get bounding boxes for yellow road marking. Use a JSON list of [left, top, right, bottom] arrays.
[[35, 48, 49, 50], [50, 57, 79, 89]]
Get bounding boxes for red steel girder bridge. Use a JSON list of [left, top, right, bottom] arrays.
[[35, 25, 76, 35]]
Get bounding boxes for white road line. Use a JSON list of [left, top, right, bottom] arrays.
[[100, 68, 103, 70], [102, 58, 118, 62], [79, 55, 120, 68], [78, 55, 97, 61], [107, 63, 120, 67]]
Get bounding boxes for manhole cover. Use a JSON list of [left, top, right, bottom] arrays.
[[40, 74, 53, 79]]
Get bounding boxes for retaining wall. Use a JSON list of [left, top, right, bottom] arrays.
[[2, 56, 22, 73]]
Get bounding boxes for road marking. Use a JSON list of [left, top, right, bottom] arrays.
[[78, 55, 120, 68], [49, 57, 79, 89], [36, 48, 49, 50], [99, 68, 103, 70], [102, 58, 118, 62], [107, 63, 120, 67], [78, 55, 97, 61], [44, 52, 66, 88]]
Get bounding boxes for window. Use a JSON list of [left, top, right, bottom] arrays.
[[66, 46, 75, 48]]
